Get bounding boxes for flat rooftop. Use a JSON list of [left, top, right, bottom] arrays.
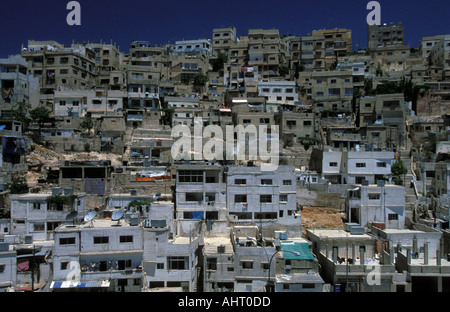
[[307, 229, 375, 240]]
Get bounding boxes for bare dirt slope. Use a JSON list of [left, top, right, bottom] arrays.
[[301, 206, 345, 237]]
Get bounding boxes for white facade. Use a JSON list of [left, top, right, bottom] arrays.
[[10, 192, 86, 241], [0, 245, 16, 291], [346, 184, 405, 229], [321, 151, 395, 184], [174, 39, 212, 57], [226, 166, 300, 235], [258, 81, 299, 109], [53, 89, 126, 117], [52, 219, 144, 292]]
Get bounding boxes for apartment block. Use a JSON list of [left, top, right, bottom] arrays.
[[10, 188, 87, 241], [21, 40, 97, 92], [53, 89, 126, 117], [345, 183, 405, 229], [0, 242, 16, 291], [248, 29, 282, 79], [87, 42, 123, 89], [368, 23, 405, 50], [274, 240, 324, 292], [212, 27, 237, 57], [276, 110, 320, 144], [310, 149, 395, 185], [307, 228, 398, 292], [51, 217, 144, 292], [312, 28, 352, 69], [226, 166, 300, 237], [175, 164, 227, 234], [0, 55, 40, 114], [258, 81, 299, 112], [429, 35, 450, 80], [358, 93, 407, 149], [174, 39, 212, 58]]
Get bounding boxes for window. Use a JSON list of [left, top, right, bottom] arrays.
[[186, 193, 203, 202], [167, 256, 188, 270], [388, 214, 398, 221], [261, 179, 273, 185], [178, 170, 203, 183], [59, 237, 75, 245], [241, 261, 253, 269], [59, 101, 66, 106], [260, 195, 272, 203], [235, 179, 247, 185], [280, 194, 288, 202], [120, 235, 133, 243], [329, 162, 338, 167], [0, 264, 5, 273], [157, 263, 164, 269], [328, 88, 341, 96], [303, 120, 312, 126], [234, 194, 247, 203], [94, 236, 109, 244], [33, 223, 44, 232], [283, 180, 292, 186], [61, 261, 70, 270], [368, 193, 381, 200], [32, 203, 41, 210], [377, 162, 387, 167], [207, 258, 217, 271], [261, 262, 270, 270], [356, 163, 366, 168]]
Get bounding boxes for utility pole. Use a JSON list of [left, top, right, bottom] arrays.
[[31, 245, 35, 292]]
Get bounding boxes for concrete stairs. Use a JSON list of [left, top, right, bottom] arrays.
[[399, 151, 418, 213]]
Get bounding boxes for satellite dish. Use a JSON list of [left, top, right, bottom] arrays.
[[153, 192, 161, 201], [65, 211, 78, 226], [84, 210, 96, 223], [111, 210, 124, 226], [66, 211, 78, 221]]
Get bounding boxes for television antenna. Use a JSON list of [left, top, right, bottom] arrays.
[[111, 210, 124, 226]]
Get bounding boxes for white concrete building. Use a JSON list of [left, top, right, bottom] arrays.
[[0, 242, 16, 291], [318, 150, 395, 185], [258, 81, 299, 112], [174, 39, 212, 57], [226, 166, 300, 237], [346, 183, 405, 229], [175, 164, 227, 234], [51, 217, 143, 292], [53, 89, 126, 117], [10, 189, 86, 241]]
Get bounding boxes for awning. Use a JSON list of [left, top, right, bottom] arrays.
[[50, 280, 110, 289]]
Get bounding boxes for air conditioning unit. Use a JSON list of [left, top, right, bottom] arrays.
[[52, 187, 63, 195], [24, 235, 33, 244]]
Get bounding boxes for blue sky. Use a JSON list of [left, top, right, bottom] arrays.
[[1, 0, 449, 57]]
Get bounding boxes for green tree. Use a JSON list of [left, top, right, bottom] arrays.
[[391, 159, 408, 185], [278, 65, 289, 77], [193, 72, 208, 92], [29, 106, 51, 130], [9, 176, 29, 194], [11, 101, 31, 128], [80, 114, 94, 134], [210, 52, 228, 72]]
